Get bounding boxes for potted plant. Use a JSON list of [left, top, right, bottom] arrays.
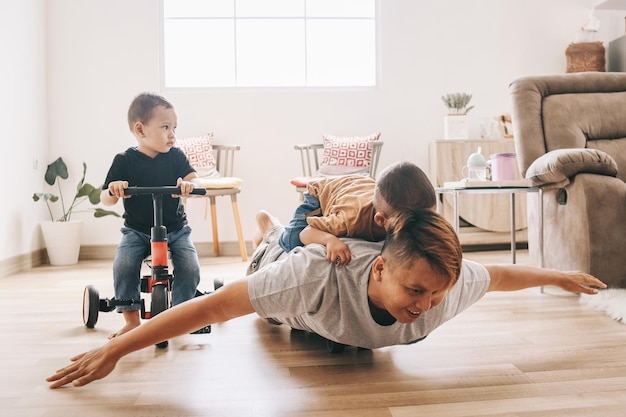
[[33, 157, 120, 265], [441, 92, 474, 139]]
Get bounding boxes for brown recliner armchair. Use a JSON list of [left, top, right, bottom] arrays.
[[510, 72, 626, 288]]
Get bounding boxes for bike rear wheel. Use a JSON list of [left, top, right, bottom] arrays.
[[151, 283, 170, 348]]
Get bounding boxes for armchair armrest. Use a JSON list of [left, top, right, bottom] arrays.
[[526, 148, 618, 188]]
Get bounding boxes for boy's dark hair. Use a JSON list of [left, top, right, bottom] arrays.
[[127, 93, 173, 131], [376, 161, 436, 212], [383, 209, 462, 286]]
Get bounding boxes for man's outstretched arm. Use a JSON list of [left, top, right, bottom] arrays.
[[47, 279, 255, 389], [486, 264, 606, 294]]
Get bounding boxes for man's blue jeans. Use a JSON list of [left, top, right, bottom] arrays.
[[113, 225, 200, 311], [278, 193, 322, 252]]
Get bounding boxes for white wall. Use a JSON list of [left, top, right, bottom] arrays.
[[6, 0, 626, 262], [0, 0, 48, 261]]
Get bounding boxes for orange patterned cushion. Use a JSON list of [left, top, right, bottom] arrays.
[[176, 133, 218, 178], [318, 133, 381, 176]]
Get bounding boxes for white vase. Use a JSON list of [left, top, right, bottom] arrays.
[[444, 115, 469, 139], [40, 220, 84, 265]]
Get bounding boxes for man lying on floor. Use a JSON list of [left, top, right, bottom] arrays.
[[47, 209, 605, 388]]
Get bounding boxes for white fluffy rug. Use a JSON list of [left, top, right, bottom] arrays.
[[580, 288, 626, 324]]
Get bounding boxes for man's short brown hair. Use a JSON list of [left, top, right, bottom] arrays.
[[383, 209, 462, 286]]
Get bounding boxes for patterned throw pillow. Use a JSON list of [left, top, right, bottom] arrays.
[[318, 132, 381, 176], [176, 133, 219, 178]]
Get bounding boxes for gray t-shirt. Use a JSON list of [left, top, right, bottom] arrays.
[[247, 227, 490, 350]]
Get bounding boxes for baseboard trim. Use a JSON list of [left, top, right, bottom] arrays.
[[2, 250, 48, 275], [6, 241, 253, 276], [463, 242, 529, 252]]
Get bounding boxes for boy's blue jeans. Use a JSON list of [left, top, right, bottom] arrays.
[[113, 225, 201, 311], [278, 193, 322, 252]]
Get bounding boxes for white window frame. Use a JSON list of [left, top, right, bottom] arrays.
[[159, 0, 380, 91]]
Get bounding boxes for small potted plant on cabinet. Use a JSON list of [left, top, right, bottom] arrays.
[[441, 92, 474, 139], [33, 157, 120, 265]]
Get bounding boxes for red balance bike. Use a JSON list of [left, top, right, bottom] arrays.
[[82, 186, 222, 348]]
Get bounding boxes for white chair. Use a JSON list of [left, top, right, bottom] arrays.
[[183, 143, 247, 262], [290, 141, 384, 199], [204, 145, 247, 261]]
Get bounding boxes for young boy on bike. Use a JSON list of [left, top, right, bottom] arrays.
[[101, 92, 202, 339]]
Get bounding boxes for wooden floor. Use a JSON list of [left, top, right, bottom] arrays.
[[3, 250, 626, 417]]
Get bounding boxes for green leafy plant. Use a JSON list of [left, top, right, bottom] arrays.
[[33, 157, 120, 222], [441, 92, 475, 115]]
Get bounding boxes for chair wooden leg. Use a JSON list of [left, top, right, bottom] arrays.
[[230, 195, 248, 262], [209, 196, 219, 256]]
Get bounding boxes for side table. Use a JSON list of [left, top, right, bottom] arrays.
[[435, 181, 543, 266]]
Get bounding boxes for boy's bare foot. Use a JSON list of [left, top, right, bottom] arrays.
[[108, 310, 141, 339], [252, 210, 281, 248]]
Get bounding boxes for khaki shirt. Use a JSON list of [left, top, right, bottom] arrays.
[[305, 175, 386, 241]]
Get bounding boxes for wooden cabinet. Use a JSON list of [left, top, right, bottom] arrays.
[[429, 139, 528, 247]]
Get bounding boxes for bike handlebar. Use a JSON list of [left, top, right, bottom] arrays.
[[124, 186, 207, 196]]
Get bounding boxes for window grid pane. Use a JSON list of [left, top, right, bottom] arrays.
[[162, 0, 376, 88], [164, 19, 236, 87], [164, 0, 234, 18], [306, 0, 375, 18], [236, 0, 304, 17], [236, 19, 306, 86], [306, 19, 376, 87]]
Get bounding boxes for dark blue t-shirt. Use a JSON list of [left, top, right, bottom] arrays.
[[103, 147, 195, 235]]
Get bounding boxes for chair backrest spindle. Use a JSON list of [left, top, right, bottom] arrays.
[[212, 144, 240, 178]]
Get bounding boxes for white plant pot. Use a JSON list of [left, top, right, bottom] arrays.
[[444, 115, 469, 139], [40, 220, 84, 265]]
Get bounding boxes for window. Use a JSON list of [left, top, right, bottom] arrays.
[[162, 0, 377, 88]]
